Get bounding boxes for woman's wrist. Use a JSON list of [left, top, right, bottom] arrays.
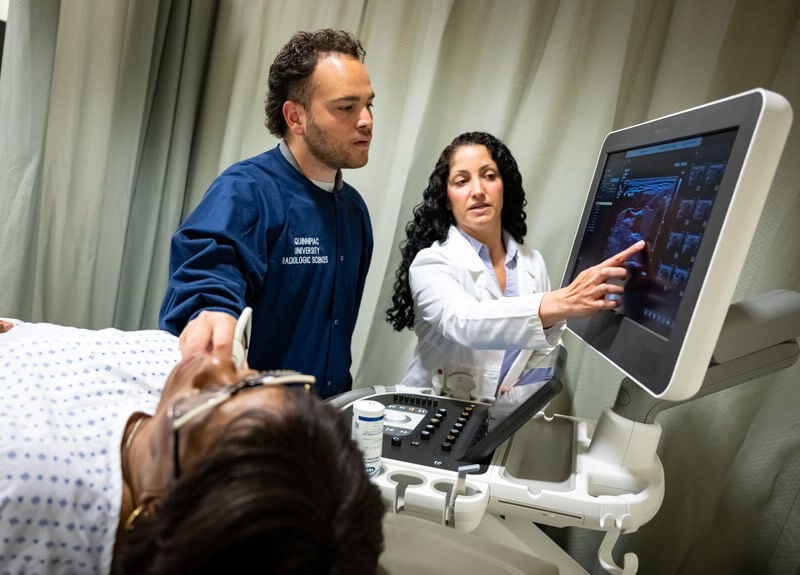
[[539, 290, 564, 328]]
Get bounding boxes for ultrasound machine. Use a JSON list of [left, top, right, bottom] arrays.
[[332, 88, 797, 574]]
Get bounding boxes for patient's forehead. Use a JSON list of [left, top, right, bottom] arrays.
[[160, 354, 255, 405], [216, 386, 288, 421]]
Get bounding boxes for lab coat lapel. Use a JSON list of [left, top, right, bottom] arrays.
[[446, 227, 503, 299], [518, 255, 540, 296]]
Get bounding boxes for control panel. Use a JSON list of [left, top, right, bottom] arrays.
[[343, 392, 493, 472]]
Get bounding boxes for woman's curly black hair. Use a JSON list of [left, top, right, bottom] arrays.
[[386, 131, 528, 332]]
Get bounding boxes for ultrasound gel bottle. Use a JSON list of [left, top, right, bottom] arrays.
[[352, 400, 385, 477]]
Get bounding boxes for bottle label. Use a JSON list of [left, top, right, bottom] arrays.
[[352, 400, 385, 477]]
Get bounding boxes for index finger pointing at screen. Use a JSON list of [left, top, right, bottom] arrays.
[[603, 240, 646, 267]]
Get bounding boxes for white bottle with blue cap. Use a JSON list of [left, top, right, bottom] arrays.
[[352, 399, 385, 477]]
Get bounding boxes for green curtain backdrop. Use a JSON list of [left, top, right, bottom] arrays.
[[1, 1, 798, 573]]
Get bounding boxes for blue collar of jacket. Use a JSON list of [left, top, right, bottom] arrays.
[[278, 139, 344, 192]]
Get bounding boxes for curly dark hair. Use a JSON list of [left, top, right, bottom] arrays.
[[386, 131, 528, 332], [121, 388, 385, 574], [265, 29, 366, 137]]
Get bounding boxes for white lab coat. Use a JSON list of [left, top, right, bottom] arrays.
[[401, 225, 565, 398]]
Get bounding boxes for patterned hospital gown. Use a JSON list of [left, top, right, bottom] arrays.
[[0, 320, 180, 574]]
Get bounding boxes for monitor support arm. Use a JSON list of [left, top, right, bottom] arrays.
[[611, 289, 800, 424], [586, 289, 800, 575]]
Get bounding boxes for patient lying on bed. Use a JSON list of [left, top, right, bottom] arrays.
[[0, 320, 384, 574]]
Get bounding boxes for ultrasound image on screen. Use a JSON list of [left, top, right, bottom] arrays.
[[571, 130, 738, 338]]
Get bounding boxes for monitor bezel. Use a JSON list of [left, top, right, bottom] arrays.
[[561, 89, 792, 400]]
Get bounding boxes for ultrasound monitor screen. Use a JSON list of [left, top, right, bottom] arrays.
[[563, 89, 792, 400], [570, 129, 737, 339]]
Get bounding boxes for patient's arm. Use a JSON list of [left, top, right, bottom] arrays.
[[0, 320, 14, 333]]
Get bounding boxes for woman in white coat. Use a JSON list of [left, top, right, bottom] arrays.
[[386, 132, 644, 399]]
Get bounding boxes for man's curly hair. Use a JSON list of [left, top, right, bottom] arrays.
[[265, 29, 366, 137]]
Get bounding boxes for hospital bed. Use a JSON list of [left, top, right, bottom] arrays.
[[4, 283, 796, 575]]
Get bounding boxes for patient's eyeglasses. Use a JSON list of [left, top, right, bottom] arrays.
[[168, 370, 315, 479]]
